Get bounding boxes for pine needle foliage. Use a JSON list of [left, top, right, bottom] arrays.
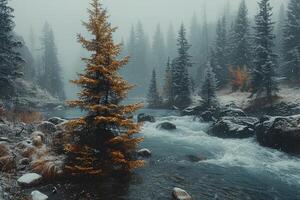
[[65, 0, 144, 176]]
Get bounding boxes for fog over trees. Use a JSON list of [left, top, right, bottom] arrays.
[[10, 0, 286, 99]]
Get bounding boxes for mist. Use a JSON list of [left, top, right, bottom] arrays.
[[10, 0, 285, 99]]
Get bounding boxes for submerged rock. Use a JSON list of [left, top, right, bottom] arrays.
[[256, 115, 300, 154], [137, 113, 155, 123], [185, 154, 206, 162], [138, 148, 152, 157], [156, 122, 176, 130], [31, 190, 48, 200], [172, 187, 192, 200], [209, 117, 256, 139], [48, 117, 65, 125], [17, 173, 42, 187], [37, 121, 56, 134]]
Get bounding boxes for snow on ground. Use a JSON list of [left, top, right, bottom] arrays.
[[217, 84, 300, 109]]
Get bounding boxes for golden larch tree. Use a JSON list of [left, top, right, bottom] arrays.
[[65, 0, 144, 176]]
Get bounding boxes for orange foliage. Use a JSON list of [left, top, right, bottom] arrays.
[[64, 0, 144, 176], [229, 65, 250, 91]]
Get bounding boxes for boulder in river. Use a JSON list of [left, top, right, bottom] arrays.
[[138, 148, 152, 157], [172, 187, 192, 200], [256, 115, 300, 154], [17, 173, 42, 187], [137, 113, 155, 123], [156, 122, 176, 130], [201, 111, 215, 122], [31, 190, 48, 200], [37, 121, 56, 134], [185, 154, 206, 162], [220, 108, 246, 117], [48, 117, 66, 125], [209, 117, 257, 139]]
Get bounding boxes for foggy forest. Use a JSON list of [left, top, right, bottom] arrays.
[[0, 0, 300, 199]]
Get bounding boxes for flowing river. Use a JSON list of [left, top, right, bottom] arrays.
[[36, 109, 300, 200]]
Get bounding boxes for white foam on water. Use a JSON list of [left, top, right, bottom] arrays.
[[141, 115, 300, 186]]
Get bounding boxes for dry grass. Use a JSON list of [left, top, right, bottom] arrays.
[[0, 155, 15, 171], [31, 155, 65, 179], [4, 110, 43, 123]]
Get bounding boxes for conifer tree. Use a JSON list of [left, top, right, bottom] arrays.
[[65, 0, 144, 175], [230, 0, 252, 69], [276, 4, 285, 66], [39, 23, 65, 100], [166, 23, 177, 59], [189, 14, 201, 70], [171, 24, 192, 109], [0, 0, 24, 98], [147, 69, 161, 108], [282, 0, 300, 83], [152, 24, 166, 82], [201, 62, 218, 108], [251, 0, 278, 99], [214, 15, 229, 87], [163, 58, 173, 106]]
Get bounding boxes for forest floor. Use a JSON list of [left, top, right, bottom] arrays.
[[217, 84, 300, 109]]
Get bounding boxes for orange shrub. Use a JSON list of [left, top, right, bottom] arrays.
[[229, 65, 250, 91]]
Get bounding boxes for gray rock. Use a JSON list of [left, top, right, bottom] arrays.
[[138, 148, 152, 157], [172, 187, 192, 200], [156, 122, 176, 130], [209, 117, 255, 139], [17, 173, 42, 187], [0, 124, 11, 135], [37, 121, 56, 134], [256, 115, 300, 154], [48, 117, 65, 125], [31, 190, 48, 200], [220, 108, 246, 117], [137, 113, 155, 123]]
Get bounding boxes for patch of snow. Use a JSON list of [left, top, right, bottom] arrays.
[[31, 190, 48, 200], [17, 173, 42, 186]]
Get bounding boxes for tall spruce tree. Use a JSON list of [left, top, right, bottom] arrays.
[[282, 0, 300, 83], [39, 23, 65, 100], [147, 69, 161, 108], [201, 62, 218, 108], [66, 0, 144, 175], [276, 4, 285, 67], [252, 0, 278, 99], [214, 15, 228, 87], [230, 0, 252, 69], [171, 24, 192, 109], [0, 0, 24, 98], [166, 23, 177, 59], [163, 58, 173, 106], [152, 24, 166, 82], [189, 13, 201, 72]]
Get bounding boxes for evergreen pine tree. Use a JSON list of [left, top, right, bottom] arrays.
[[282, 0, 300, 83], [276, 4, 285, 65], [163, 58, 173, 107], [252, 0, 278, 99], [171, 24, 192, 109], [66, 0, 144, 175], [201, 62, 218, 108], [166, 23, 176, 59], [0, 0, 24, 98], [152, 24, 166, 82], [147, 69, 161, 108], [189, 13, 201, 71], [214, 15, 228, 87], [230, 0, 252, 69], [39, 23, 65, 100]]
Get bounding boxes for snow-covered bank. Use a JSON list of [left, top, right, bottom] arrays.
[[218, 85, 300, 110], [0, 79, 63, 111]]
